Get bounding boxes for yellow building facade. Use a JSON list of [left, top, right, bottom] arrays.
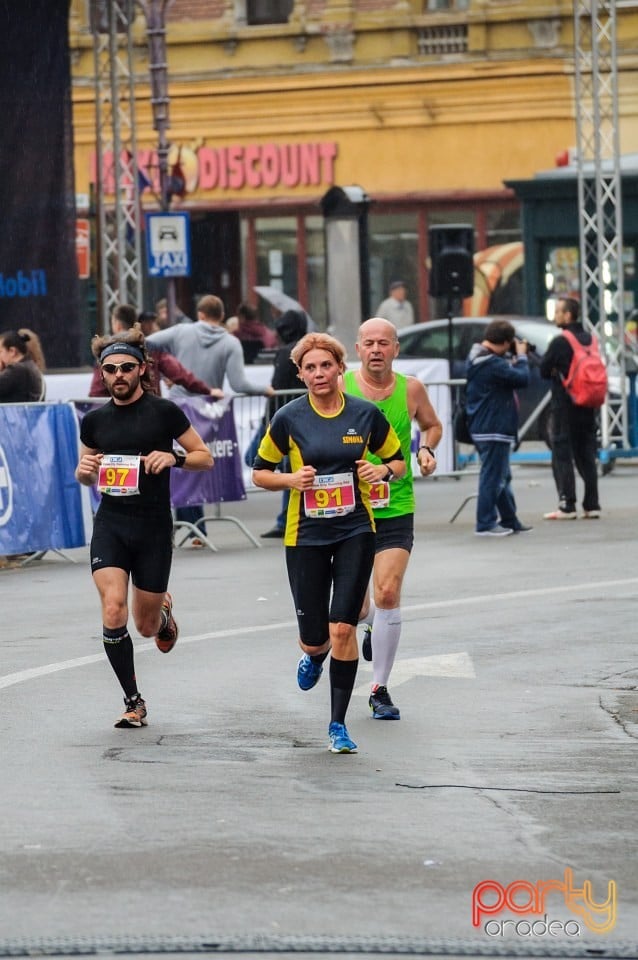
[[68, 0, 638, 327]]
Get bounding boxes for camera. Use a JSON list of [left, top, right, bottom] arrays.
[[515, 336, 537, 354]]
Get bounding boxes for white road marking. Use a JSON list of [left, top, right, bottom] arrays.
[[1, 577, 636, 691], [353, 652, 475, 696]]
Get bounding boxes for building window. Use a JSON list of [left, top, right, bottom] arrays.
[[246, 0, 294, 26], [425, 0, 470, 10]]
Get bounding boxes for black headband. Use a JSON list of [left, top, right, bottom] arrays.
[[99, 342, 145, 364]]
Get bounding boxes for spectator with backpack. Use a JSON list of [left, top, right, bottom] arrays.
[[540, 296, 605, 520]]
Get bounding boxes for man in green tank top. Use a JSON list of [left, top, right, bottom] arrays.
[[343, 317, 442, 720]]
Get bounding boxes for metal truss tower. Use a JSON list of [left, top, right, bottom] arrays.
[[92, 0, 143, 332], [573, 0, 628, 451]]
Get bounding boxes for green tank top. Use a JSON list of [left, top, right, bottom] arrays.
[[343, 369, 415, 518]]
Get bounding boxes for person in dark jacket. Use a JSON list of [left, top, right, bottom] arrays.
[[539, 296, 601, 520], [234, 302, 278, 364], [260, 308, 308, 538], [466, 319, 531, 536]]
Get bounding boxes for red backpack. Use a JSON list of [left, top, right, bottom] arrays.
[[560, 328, 608, 408]]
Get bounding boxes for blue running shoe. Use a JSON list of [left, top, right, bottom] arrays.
[[297, 654, 323, 691], [328, 722, 358, 754]]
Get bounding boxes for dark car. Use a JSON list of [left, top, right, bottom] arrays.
[[396, 316, 558, 445]]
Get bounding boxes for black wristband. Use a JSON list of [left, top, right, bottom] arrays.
[[419, 445, 436, 458], [172, 451, 187, 468]]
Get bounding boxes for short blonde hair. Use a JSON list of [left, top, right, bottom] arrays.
[[290, 332, 347, 370], [196, 294, 225, 322]]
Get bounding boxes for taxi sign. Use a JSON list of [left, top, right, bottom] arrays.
[[145, 212, 191, 277]]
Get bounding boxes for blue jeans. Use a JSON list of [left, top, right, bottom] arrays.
[[176, 504, 206, 536], [474, 440, 519, 532]]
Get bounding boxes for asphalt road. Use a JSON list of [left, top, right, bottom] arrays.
[[1, 461, 636, 958]]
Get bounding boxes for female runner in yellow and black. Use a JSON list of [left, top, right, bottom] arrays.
[[252, 332, 405, 754]]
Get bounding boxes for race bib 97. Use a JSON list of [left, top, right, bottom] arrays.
[[97, 454, 141, 497]]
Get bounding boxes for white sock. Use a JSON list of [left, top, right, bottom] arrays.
[[371, 607, 401, 688], [359, 598, 376, 627]]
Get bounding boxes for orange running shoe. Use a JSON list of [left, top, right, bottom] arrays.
[[155, 592, 179, 653], [114, 695, 147, 728]]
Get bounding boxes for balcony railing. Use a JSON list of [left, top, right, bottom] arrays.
[[417, 22, 468, 56]]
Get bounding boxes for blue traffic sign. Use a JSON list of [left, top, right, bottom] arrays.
[[145, 212, 191, 277]]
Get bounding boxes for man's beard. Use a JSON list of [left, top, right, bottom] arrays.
[[106, 375, 140, 401]]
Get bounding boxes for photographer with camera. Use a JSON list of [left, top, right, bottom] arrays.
[[465, 319, 532, 537]]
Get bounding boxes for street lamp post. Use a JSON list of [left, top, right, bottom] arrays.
[[137, 0, 177, 324]]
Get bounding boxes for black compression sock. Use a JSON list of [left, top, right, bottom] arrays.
[[102, 625, 138, 700], [310, 650, 330, 666], [329, 656, 358, 725]]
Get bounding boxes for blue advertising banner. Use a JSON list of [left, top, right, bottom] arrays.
[[0, 404, 85, 554], [170, 398, 245, 506]]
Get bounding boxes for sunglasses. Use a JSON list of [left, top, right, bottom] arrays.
[[101, 361, 140, 374]]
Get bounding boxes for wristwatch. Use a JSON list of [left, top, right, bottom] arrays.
[[384, 466, 395, 482], [419, 445, 436, 458], [172, 451, 187, 468]]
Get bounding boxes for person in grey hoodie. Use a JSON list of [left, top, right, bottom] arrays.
[[147, 294, 273, 399], [465, 319, 531, 537], [147, 294, 273, 539]]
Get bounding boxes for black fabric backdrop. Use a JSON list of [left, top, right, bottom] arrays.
[[0, 0, 80, 368]]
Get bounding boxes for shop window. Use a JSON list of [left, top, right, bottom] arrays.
[[543, 246, 580, 322], [486, 208, 521, 248], [428, 210, 475, 229], [254, 215, 299, 317], [305, 216, 327, 331], [245, 0, 294, 26], [543, 244, 636, 325], [368, 213, 419, 320]]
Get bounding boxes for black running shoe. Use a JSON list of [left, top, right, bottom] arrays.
[[369, 685, 400, 720]]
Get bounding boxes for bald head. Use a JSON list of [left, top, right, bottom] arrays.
[[358, 317, 398, 343]]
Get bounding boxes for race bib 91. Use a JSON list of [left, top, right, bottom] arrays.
[[303, 472, 356, 518], [97, 454, 141, 497]]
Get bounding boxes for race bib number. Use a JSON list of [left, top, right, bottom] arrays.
[[368, 479, 390, 509], [303, 472, 356, 518], [97, 454, 141, 497]]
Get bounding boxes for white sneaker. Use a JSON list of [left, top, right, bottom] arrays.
[[582, 509, 601, 519], [475, 525, 514, 537], [543, 509, 577, 520]]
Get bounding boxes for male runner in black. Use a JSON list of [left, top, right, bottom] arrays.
[[76, 329, 213, 728]]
